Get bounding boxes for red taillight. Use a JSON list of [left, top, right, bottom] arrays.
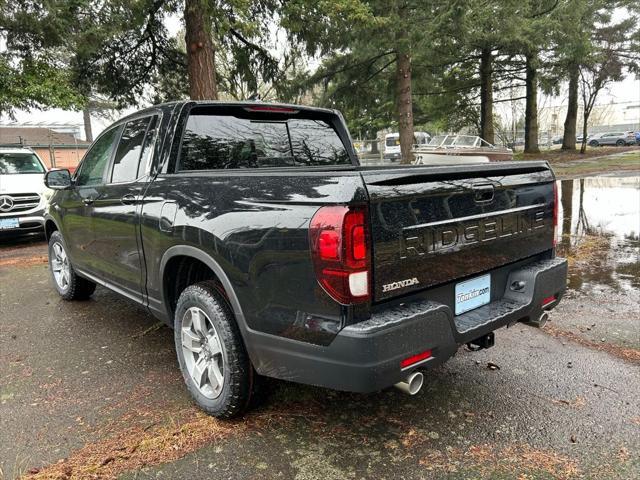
[[352, 226, 366, 260], [542, 295, 556, 306], [553, 181, 559, 247], [401, 350, 432, 368], [318, 230, 340, 259], [309, 206, 370, 304]]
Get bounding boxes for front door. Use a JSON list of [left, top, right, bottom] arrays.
[[61, 126, 121, 273], [88, 115, 158, 302]]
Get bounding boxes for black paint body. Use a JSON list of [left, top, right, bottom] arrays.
[[45, 101, 567, 392]]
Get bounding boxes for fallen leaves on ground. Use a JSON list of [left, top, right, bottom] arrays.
[[418, 443, 581, 479], [544, 324, 640, 364], [552, 396, 586, 409], [0, 255, 48, 268], [486, 362, 500, 370], [23, 406, 291, 480]]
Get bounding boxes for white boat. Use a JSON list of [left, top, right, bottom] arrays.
[[413, 135, 513, 165]]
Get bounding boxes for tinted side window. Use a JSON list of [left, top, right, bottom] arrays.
[[111, 117, 151, 183], [179, 112, 349, 171], [136, 116, 158, 178], [75, 127, 120, 186]]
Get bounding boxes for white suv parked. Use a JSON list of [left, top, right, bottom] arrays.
[[0, 147, 48, 235]]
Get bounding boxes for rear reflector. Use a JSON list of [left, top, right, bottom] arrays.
[[401, 350, 432, 368], [542, 295, 556, 306]]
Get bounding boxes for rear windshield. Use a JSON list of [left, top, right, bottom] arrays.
[[385, 137, 399, 147], [0, 152, 45, 174], [179, 111, 351, 170]]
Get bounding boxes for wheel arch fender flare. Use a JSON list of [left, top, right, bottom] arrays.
[[43, 214, 60, 240], [159, 245, 248, 332]]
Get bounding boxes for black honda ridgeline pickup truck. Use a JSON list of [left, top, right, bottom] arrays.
[[44, 101, 567, 418]]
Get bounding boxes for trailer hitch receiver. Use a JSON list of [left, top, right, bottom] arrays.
[[467, 332, 495, 351]]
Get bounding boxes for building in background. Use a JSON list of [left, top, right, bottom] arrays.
[[538, 100, 640, 137], [0, 126, 90, 172]]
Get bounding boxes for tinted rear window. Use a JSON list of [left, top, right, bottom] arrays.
[[179, 112, 350, 170]]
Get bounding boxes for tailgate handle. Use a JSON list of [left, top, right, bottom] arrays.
[[473, 184, 494, 203]]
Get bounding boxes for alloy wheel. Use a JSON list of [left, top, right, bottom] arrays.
[[51, 242, 71, 291], [181, 307, 225, 399]]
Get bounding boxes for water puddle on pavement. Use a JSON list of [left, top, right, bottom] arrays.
[[556, 176, 639, 295]]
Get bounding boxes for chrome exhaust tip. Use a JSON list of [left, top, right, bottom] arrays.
[[525, 311, 550, 328], [538, 312, 549, 327], [394, 371, 424, 395]]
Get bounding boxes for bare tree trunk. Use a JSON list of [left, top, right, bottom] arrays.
[[524, 54, 540, 154], [83, 106, 93, 142], [580, 110, 589, 154], [185, 0, 218, 100], [561, 64, 579, 151], [395, 49, 414, 164], [578, 68, 606, 154], [479, 47, 495, 144]]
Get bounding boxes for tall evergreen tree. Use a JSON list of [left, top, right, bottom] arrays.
[[578, 16, 639, 152], [551, 0, 639, 151]]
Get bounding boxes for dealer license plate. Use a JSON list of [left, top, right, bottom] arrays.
[[0, 218, 19, 230], [455, 274, 491, 315]]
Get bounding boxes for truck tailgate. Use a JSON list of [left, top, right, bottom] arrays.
[[360, 162, 556, 302]]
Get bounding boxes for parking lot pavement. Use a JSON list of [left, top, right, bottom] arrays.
[[1, 240, 639, 480]]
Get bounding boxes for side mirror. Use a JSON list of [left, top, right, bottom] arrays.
[[44, 169, 73, 190]]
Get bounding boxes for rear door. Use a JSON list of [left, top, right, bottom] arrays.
[[88, 115, 159, 301], [361, 162, 555, 302]]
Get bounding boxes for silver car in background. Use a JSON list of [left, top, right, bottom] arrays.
[[588, 131, 636, 147]]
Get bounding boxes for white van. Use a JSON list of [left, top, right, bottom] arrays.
[[383, 131, 431, 162]]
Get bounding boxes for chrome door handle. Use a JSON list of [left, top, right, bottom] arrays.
[[121, 194, 138, 205]]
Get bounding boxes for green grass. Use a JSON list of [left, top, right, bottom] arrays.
[[552, 151, 640, 178]]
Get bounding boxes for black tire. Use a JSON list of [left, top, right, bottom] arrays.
[[616, 139, 625, 146], [174, 281, 253, 418], [589, 140, 599, 147], [48, 231, 96, 300]]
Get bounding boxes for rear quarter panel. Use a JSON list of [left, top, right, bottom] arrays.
[[141, 170, 368, 345]]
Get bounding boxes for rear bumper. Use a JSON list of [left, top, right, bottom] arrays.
[[248, 257, 568, 393]]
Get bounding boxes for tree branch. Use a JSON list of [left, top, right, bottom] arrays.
[[312, 50, 397, 82]]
